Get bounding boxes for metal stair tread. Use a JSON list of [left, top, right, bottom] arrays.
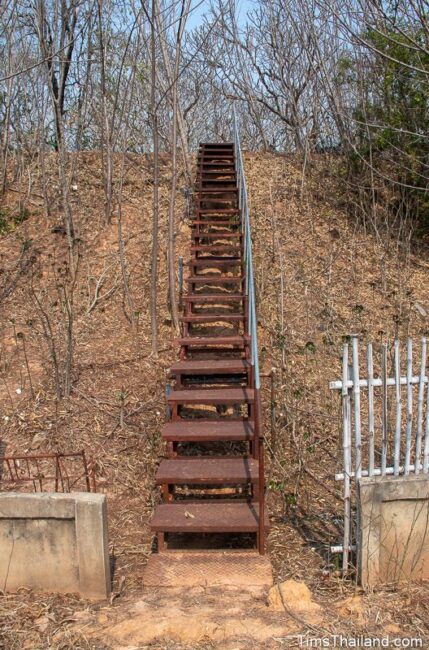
[[151, 502, 269, 533], [196, 208, 239, 213], [189, 258, 242, 267], [170, 358, 250, 374], [180, 314, 244, 323], [162, 420, 255, 441], [191, 221, 239, 226], [183, 294, 244, 301], [191, 243, 241, 250], [156, 457, 258, 484], [167, 387, 255, 404], [192, 231, 241, 237], [185, 275, 244, 283], [196, 186, 235, 189], [175, 334, 249, 346]]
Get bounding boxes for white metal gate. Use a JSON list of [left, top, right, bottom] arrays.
[[330, 335, 429, 571]]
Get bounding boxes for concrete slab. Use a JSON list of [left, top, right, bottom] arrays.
[[358, 474, 429, 586], [142, 551, 273, 589], [0, 492, 111, 599]]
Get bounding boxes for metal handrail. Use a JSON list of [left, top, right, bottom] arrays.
[[232, 107, 265, 554], [232, 108, 260, 391]]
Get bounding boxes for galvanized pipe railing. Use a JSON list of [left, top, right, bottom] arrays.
[[232, 107, 265, 554]]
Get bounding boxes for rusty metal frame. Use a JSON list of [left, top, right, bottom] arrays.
[[0, 449, 96, 493]]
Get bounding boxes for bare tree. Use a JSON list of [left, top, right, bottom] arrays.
[[165, 0, 191, 331], [149, 0, 160, 355]]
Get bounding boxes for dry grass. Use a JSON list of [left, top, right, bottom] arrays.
[[0, 150, 429, 647]]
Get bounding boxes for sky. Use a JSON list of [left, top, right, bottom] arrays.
[[185, 0, 251, 30]]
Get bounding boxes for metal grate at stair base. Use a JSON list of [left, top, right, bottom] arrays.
[[143, 551, 273, 589]]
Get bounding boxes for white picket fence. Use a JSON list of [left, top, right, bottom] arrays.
[[330, 335, 429, 571]]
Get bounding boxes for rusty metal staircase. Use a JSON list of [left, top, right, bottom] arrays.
[[151, 116, 267, 554]]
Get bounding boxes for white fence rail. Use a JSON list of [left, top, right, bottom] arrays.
[[330, 335, 429, 571]]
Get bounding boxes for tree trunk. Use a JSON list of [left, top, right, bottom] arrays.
[[97, 0, 113, 224], [166, 0, 189, 332], [150, 0, 159, 355]]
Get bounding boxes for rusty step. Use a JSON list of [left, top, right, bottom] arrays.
[[200, 173, 235, 177], [197, 151, 235, 160], [199, 184, 237, 189], [201, 169, 237, 177], [191, 219, 241, 225], [195, 168, 234, 173], [192, 231, 241, 238], [199, 148, 234, 152], [197, 196, 237, 201], [198, 177, 235, 181], [191, 245, 241, 255], [167, 387, 254, 406], [200, 142, 233, 147], [175, 335, 249, 347], [199, 145, 233, 150], [199, 162, 235, 168], [189, 258, 242, 267], [170, 358, 249, 375], [197, 201, 238, 208], [198, 183, 237, 188], [180, 314, 245, 325], [156, 457, 258, 485], [199, 153, 233, 157], [198, 174, 235, 179], [189, 266, 241, 275], [191, 241, 241, 247], [198, 188, 236, 193], [196, 208, 239, 214], [162, 420, 254, 442], [192, 219, 240, 226], [185, 275, 244, 284], [199, 144, 233, 150], [183, 294, 244, 302], [151, 502, 268, 533], [199, 176, 237, 182], [198, 160, 235, 166], [199, 168, 237, 175], [198, 150, 234, 155], [198, 188, 238, 194], [198, 170, 235, 175], [180, 314, 244, 324], [189, 265, 242, 274], [197, 205, 238, 211]]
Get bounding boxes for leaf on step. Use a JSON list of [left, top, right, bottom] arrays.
[[185, 510, 195, 519], [414, 302, 427, 318]]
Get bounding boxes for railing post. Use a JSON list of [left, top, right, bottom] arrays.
[[256, 388, 265, 555], [178, 255, 183, 310], [351, 336, 362, 479], [342, 344, 351, 573]]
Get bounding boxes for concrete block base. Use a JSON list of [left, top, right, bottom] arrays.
[[358, 474, 429, 586], [0, 492, 111, 599]]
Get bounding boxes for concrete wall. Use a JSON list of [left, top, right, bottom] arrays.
[[358, 474, 429, 586], [0, 492, 111, 599]]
